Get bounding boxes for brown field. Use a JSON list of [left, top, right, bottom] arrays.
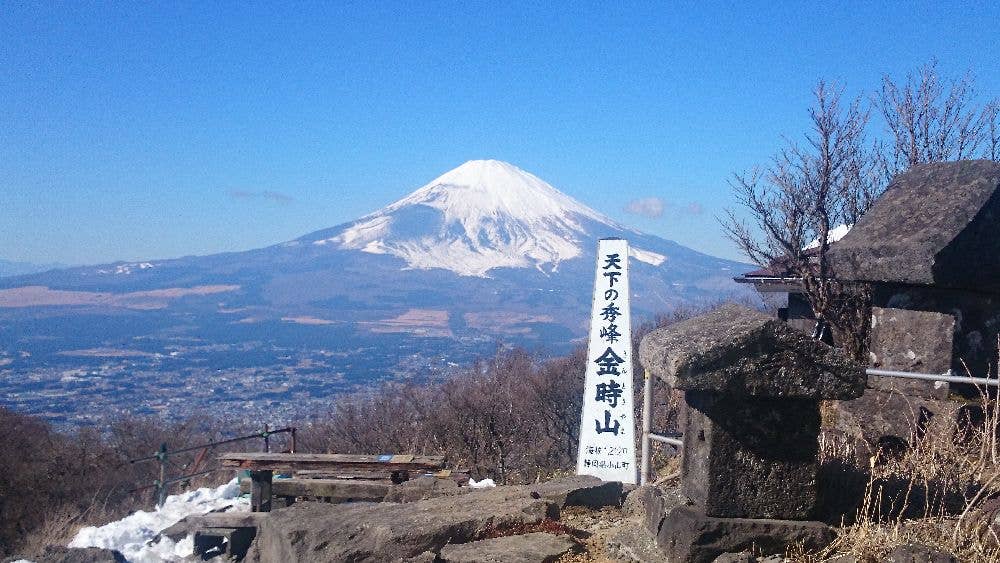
[[366, 308, 452, 337], [0, 285, 239, 310]]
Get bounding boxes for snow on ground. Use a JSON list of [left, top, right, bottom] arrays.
[[468, 477, 496, 489], [68, 478, 247, 562]]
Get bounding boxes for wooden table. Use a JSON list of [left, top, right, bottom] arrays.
[[218, 453, 446, 511]]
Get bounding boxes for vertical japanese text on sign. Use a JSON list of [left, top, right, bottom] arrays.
[[576, 238, 637, 484]]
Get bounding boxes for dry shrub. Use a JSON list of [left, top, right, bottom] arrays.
[[0, 408, 245, 557], [299, 347, 587, 483], [301, 300, 746, 484], [817, 387, 1000, 562]]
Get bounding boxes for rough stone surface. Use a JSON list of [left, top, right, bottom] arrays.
[[402, 552, 438, 563], [244, 486, 558, 562], [383, 475, 464, 503], [656, 504, 834, 563], [712, 552, 757, 563], [832, 388, 963, 449], [437, 532, 579, 562], [886, 543, 958, 563], [829, 160, 1000, 292], [681, 391, 820, 519], [639, 304, 865, 399], [527, 475, 623, 509], [606, 526, 664, 563], [629, 484, 688, 539], [868, 307, 955, 398]]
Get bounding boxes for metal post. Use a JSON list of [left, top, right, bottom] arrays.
[[156, 442, 168, 507], [290, 427, 297, 453], [263, 423, 270, 453], [640, 368, 653, 485]]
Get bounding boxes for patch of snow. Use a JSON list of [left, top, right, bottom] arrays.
[[97, 263, 157, 275], [804, 224, 852, 250], [318, 160, 625, 277], [68, 478, 246, 562], [630, 247, 666, 266], [468, 477, 496, 489]]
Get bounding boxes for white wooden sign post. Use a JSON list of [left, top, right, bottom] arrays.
[[576, 238, 637, 484]]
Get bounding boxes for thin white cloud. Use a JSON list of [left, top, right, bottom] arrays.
[[624, 197, 704, 218], [624, 197, 665, 218]]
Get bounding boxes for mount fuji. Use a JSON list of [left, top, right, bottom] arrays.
[[0, 160, 751, 424], [301, 159, 667, 276]]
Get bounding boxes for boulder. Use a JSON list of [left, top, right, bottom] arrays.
[[437, 532, 579, 562], [639, 304, 865, 400], [656, 504, 834, 563], [244, 486, 558, 562], [527, 475, 623, 509]]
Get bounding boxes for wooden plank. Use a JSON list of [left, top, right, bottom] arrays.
[[239, 478, 391, 501], [218, 452, 445, 472]]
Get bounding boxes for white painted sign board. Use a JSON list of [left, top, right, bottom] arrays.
[[576, 238, 637, 484]]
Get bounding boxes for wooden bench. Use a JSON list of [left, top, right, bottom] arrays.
[[218, 453, 447, 511]]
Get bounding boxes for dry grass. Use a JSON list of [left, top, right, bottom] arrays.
[[814, 387, 1000, 562]]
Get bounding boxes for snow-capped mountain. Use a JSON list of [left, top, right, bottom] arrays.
[[300, 160, 662, 276]]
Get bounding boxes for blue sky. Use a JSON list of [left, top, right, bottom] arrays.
[[2, 2, 998, 265]]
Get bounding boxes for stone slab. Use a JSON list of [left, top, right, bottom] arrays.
[[244, 485, 559, 562], [639, 304, 864, 399], [656, 504, 834, 563], [681, 391, 820, 520]]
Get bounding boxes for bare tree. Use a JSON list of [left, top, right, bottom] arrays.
[[723, 82, 878, 359], [878, 60, 999, 175]]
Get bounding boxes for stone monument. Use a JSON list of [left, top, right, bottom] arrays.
[[638, 304, 865, 562]]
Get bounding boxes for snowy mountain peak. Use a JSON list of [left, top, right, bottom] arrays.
[[312, 160, 626, 277], [388, 159, 614, 225]]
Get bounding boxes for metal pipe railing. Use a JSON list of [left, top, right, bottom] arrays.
[[129, 426, 296, 463], [866, 368, 999, 387], [640, 369, 654, 486], [649, 433, 683, 447], [637, 366, 999, 485]]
